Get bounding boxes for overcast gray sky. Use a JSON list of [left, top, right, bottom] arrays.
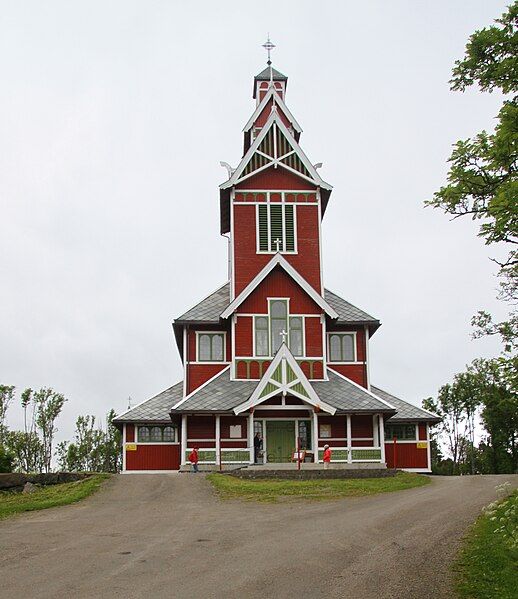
[[1, 1, 511, 442]]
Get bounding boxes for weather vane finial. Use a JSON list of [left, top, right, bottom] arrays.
[[262, 34, 275, 66]]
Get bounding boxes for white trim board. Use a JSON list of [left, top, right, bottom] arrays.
[[221, 253, 338, 320]]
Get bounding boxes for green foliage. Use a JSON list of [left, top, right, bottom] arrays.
[[427, 2, 517, 375], [5, 430, 44, 473], [207, 472, 429, 503], [0, 385, 15, 445], [0, 445, 14, 473], [0, 474, 110, 520], [57, 410, 122, 473], [455, 487, 518, 599]]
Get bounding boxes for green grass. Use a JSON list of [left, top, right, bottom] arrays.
[[454, 490, 518, 599], [207, 471, 429, 502], [0, 474, 110, 520]]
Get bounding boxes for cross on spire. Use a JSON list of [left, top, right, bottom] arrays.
[[262, 35, 276, 66], [280, 329, 288, 344]]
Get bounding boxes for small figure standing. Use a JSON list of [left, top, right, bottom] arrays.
[[323, 444, 332, 470], [189, 446, 199, 473], [254, 432, 263, 464]]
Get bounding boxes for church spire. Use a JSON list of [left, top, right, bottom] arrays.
[[253, 37, 288, 102]]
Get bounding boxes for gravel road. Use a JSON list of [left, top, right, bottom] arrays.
[[1, 473, 516, 599]]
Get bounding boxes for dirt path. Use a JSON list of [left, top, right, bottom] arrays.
[[1, 473, 516, 599]]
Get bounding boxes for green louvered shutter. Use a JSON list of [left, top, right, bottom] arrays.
[[285, 205, 295, 251], [270, 205, 283, 251], [258, 205, 269, 251]]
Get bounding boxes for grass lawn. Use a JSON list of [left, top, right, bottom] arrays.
[[454, 489, 518, 599], [0, 474, 110, 520], [207, 471, 429, 502]]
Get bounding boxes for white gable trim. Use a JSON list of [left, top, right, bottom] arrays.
[[220, 254, 339, 319], [243, 87, 302, 134], [327, 367, 396, 410], [234, 344, 336, 415], [220, 111, 332, 191]]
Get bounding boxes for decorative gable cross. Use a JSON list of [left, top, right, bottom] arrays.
[[274, 238, 282, 252], [280, 329, 288, 344]]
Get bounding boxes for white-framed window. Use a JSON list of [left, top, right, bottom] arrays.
[[253, 300, 305, 357], [328, 333, 356, 362], [384, 424, 417, 441], [197, 332, 225, 362], [137, 425, 177, 443], [257, 203, 296, 253]]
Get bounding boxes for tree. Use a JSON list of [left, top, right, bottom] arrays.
[[21, 388, 67, 473], [427, 3, 518, 356], [5, 430, 44, 473], [0, 384, 15, 445], [57, 410, 122, 473]]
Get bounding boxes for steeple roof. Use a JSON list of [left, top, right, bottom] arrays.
[[253, 65, 288, 98]]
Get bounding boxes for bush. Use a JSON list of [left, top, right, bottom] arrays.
[[0, 445, 14, 473]]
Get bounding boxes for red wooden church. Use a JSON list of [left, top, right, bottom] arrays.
[[114, 58, 440, 473]]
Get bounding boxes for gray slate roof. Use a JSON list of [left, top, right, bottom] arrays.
[[175, 283, 230, 323], [324, 289, 379, 325], [113, 382, 183, 423], [372, 386, 442, 423], [171, 368, 257, 412], [174, 282, 379, 326], [313, 370, 395, 414], [112, 374, 439, 424], [255, 66, 288, 81]]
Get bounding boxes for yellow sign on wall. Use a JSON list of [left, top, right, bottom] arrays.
[[417, 442, 428, 449], [126, 443, 137, 451]]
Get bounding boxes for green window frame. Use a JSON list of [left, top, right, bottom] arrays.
[[255, 316, 269, 357], [137, 425, 177, 443], [270, 300, 288, 354], [198, 333, 225, 362], [328, 333, 355, 362], [257, 203, 296, 252], [384, 424, 417, 441], [289, 316, 303, 357]]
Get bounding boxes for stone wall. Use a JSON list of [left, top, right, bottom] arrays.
[[227, 468, 398, 480], [0, 472, 93, 491]]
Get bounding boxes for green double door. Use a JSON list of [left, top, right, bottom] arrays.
[[266, 421, 295, 463]]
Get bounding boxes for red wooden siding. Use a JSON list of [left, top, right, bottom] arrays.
[[385, 442, 428, 469], [187, 415, 215, 439], [328, 364, 366, 387], [351, 415, 373, 439], [235, 316, 253, 355], [317, 415, 346, 440], [187, 364, 227, 394], [126, 423, 135, 442], [220, 416, 248, 439], [305, 318, 323, 356], [126, 444, 180, 471], [237, 268, 322, 314], [236, 166, 316, 190], [418, 423, 427, 440]]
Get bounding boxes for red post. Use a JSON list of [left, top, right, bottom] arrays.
[[393, 436, 397, 470], [297, 436, 301, 471], [219, 445, 222, 472]]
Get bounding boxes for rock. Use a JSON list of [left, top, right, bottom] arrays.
[[22, 482, 39, 494]]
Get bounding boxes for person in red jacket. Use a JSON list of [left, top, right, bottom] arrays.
[[189, 446, 199, 473], [323, 444, 332, 470]]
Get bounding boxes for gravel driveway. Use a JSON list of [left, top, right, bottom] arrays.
[[1, 473, 516, 599]]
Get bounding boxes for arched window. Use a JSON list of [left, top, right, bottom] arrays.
[[329, 333, 355, 362], [197, 333, 225, 362], [270, 300, 288, 354], [150, 427, 162, 442]]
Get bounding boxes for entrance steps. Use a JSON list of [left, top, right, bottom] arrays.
[[231, 463, 396, 480]]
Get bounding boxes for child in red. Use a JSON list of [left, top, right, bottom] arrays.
[[189, 447, 199, 473], [323, 444, 332, 469]]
